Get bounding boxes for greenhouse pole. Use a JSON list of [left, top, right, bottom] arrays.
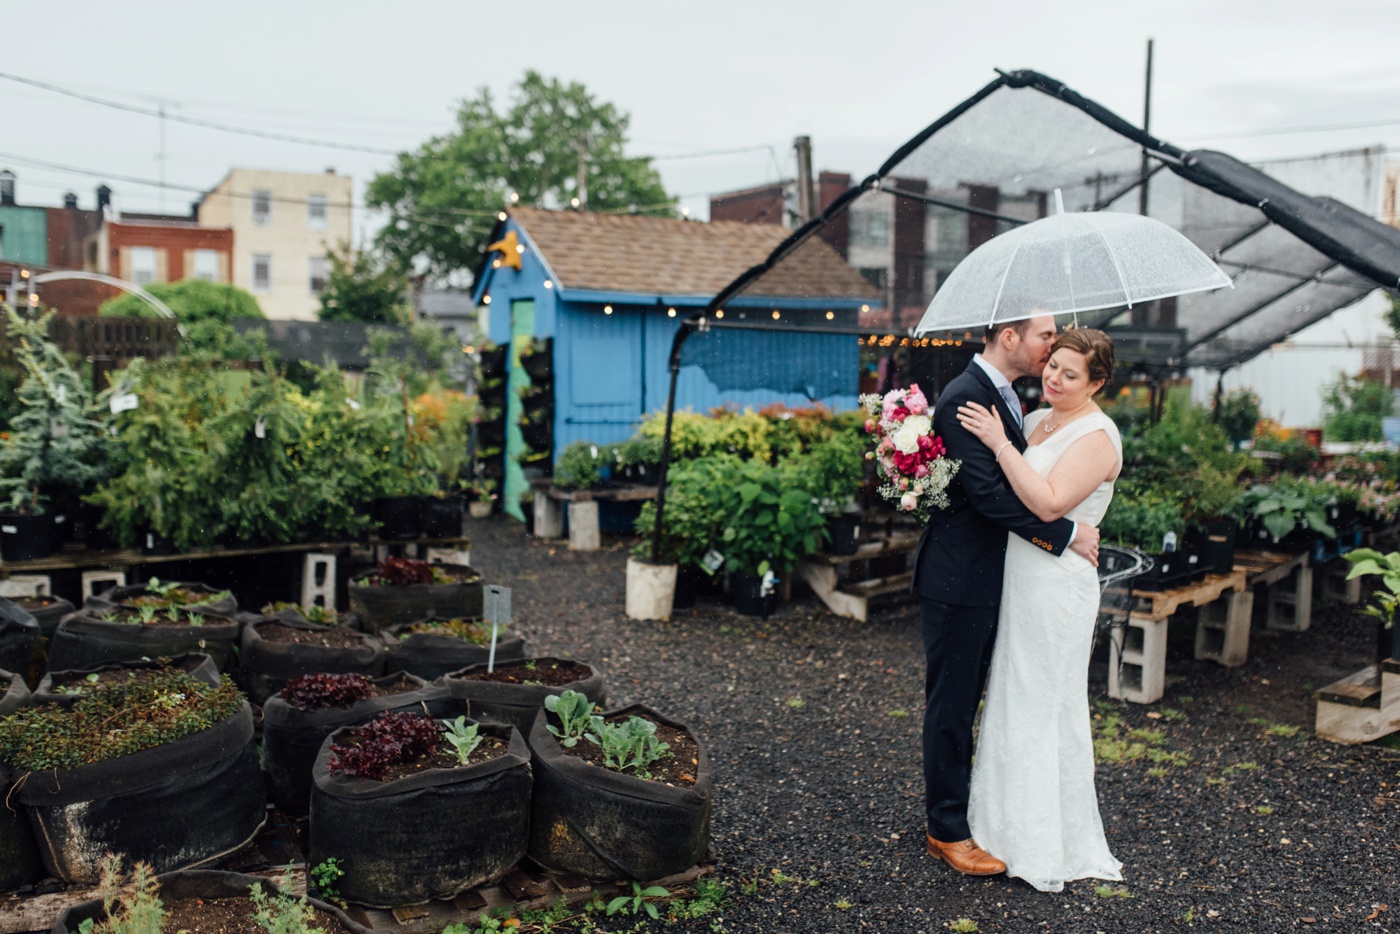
[[649, 317, 702, 564]]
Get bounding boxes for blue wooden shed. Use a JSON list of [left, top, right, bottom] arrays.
[[471, 206, 882, 517]]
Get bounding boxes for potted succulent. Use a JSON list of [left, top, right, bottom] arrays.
[[527, 691, 712, 881], [239, 604, 385, 706], [261, 670, 452, 816], [347, 557, 483, 632], [444, 657, 605, 735], [309, 711, 532, 907], [381, 615, 526, 681], [0, 666, 262, 884], [47, 578, 240, 673]]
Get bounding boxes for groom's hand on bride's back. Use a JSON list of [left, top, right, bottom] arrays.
[[1069, 525, 1100, 567]]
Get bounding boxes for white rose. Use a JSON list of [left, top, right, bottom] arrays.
[[890, 414, 931, 454]]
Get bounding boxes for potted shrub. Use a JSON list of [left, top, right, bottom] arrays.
[[1239, 481, 1336, 553], [790, 431, 868, 556], [347, 557, 483, 632], [0, 668, 41, 892], [261, 671, 451, 816], [0, 309, 109, 563], [53, 860, 371, 934], [444, 657, 605, 735], [554, 440, 608, 491], [1343, 547, 1400, 662], [1100, 492, 1196, 592], [0, 667, 262, 884], [309, 711, 532, 907], [633, 455, 737, 610], [381, 616, 526, 680], [47, 578, 240, 673], [718, 458, 827, 616], [465, 477, 498, 519], [614, 434, 664, 485], [527, 691, 712, 881], [239, 604, 386, 706], [416, 388, 477, 538]]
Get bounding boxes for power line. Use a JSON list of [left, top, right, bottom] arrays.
[[0, 70, 402, 156]]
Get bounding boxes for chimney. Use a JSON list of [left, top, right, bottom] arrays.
[[189, 200, 200, 222], [64, 192, 79, 209], [0, 170, 15, 207], [96, 184, 112, 212]]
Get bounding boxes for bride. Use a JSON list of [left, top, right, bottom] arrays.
[[953, 327, 1124, 893]]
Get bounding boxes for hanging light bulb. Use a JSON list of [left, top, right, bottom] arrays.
[[825, 311, 834, 320], [667, 307, 677, 317], [604, 305, 613, 315]]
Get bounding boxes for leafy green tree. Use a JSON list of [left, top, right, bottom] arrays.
[[1323, 373, 1396, 442], [317, 243, 412, 324], [367, 70, 676, 278], [99, 280, 266, 360]]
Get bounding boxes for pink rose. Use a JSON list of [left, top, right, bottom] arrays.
[[900, 492, 918, 511], [865, 418, 878, 434], [914, 463, 929, 478], [906, 384, 928, 414]]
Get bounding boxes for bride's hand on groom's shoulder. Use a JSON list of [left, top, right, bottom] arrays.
[[956, 401, 1006, 448]]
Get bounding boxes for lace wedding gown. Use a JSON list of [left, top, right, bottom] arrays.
[[967, 408, 1124, 893]]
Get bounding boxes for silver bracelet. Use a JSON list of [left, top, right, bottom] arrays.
[[994, 441, 1012, 462]]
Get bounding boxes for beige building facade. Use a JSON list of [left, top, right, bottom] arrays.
[[199, 168, 352, 321]]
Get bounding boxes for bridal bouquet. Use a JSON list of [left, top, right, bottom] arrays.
[[858, 384, 960, 523]]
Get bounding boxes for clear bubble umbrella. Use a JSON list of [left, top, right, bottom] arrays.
[[914, 191, 1232, 334]]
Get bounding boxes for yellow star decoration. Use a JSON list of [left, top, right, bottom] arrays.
[[487, 230, 523, 270]]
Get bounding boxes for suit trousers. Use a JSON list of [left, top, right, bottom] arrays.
[[920, 596, 999, 842]]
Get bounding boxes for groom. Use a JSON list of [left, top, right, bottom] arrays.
[[912, 314, 1100, 875]]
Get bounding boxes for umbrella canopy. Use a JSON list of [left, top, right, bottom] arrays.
[[914, 203, 1232, 334]]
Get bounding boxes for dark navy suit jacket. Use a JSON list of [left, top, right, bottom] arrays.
[[910, 360, 1075, 607]]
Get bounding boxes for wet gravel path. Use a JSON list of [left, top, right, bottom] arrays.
[[467, 516, 1400, 933]]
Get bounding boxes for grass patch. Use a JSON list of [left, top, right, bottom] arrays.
[[1094, 715, 1190, 769], [1255, 805, 1274, 815], [947, 920, 979, 933], [1266, 724, 1300, 738], [888, 709, 909, 718], [1094, 885, 1133, 899]]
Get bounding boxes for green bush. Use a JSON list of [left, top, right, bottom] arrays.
[[632, 454, 740, 565], [555, 440, 607, 490], [1323, 374, 1395, 442], [1213, 388, 1261, 446], [1100, 491, 1186, 553]]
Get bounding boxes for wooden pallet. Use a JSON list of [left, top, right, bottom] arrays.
[[798, 531, 919, 622], [1315, 659, 1400, 744], [1130, 568, 1248, 622]]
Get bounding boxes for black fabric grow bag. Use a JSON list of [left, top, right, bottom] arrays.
[[0, 670, 41, 892], [52, 869, 374, 934], [82, 581, 238, 619], [382, 620, 526, 681], [12, 596, 75, 639], [309, 720, 532, 908], [240, 612, 385, 706], [347, 564, 483, 632], [261, 673, 451, 816], [527, 704, 712, 881], [0, 599, 39, 682], [33, 654, 221, 708], [9, 701, 265, 884], [47, 611, 240, 673], [444, 657, 604, 735]]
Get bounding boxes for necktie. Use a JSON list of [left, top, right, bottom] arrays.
[[999, 385, 1023, 430]]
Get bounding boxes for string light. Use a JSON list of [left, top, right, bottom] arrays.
[[771, 310, 780, 320], [604, 305, 613, 315], [515, 243, 524, 254], [492, 259, 501, 268], [570, 197, 580, 208], [715, 309, 724, 319], [860, 304, 870, 313], [482, 295, 491, 305], [463, 344, 476, 354], [825, 311, 834, 320], [543, 280, 553, 289], [497, 211, 507, 221], [667, 307, 676, 317]]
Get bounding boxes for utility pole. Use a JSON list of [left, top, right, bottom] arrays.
[[1139, 38, 1154, 217], [576, 135, 589, 211], [794, 135, 815, 226]]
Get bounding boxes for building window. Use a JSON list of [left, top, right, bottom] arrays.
[[309, 255, 329, 293], [192, 249, 221, 282], [858, 267, 889, 292], [307, 194, 327, 230], [252, 190, 272, 226], [252, 253, 272, 292], [850, 210, 889, 248], [129, 246, 157, 286]]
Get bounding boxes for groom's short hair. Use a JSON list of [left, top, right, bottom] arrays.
[[983, 318, 1032, 347]]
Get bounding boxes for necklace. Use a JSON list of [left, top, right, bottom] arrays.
[[1041, 403, 1092, 434]]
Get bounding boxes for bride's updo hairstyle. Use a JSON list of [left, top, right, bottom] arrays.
[[1050, 328, 1115, 396]]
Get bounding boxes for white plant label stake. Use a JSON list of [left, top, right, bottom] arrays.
[[483, 584, 511, 674], [255, 415, 267, 439]]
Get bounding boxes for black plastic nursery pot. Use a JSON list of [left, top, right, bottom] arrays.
[[381, 619, 526, 681], [51, 870, 374, 934], [730, 571, 776, 617], [33, 654, 221, 708], [374, 496, 426, 541], [0, 599, 40, 682], [8, 701, 265, 884], [239, 612, 386, 707], [0, 670, 42, 893], [825, 512, 862, 556], [443, 657, 605, 735], [527, 704, 713, 881], [348, 564, 483, 633], [309, 719, 532, 908], [261, 673, 452, 816], [1132, 552, 1199, 593], [422, 496, 466, 538], [0, 510, 52, 563]]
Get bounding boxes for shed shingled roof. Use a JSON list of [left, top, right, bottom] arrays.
[[508, 206, 881, 303]]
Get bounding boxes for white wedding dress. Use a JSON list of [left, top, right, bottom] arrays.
[[967, 408, 1124, 893]]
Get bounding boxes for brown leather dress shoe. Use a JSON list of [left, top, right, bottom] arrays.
[[926, 835, 1007, 876]]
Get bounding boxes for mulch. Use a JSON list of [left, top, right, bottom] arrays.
[[464, 515, 1400, 933]]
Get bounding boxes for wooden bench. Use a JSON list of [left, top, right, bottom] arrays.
[[1315, 658, 1400, 744], [529, 481, 658, 551], [797, 529, 920, 623]]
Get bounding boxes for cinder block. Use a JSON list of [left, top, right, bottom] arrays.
[[301, 552, 337, 610], [533, 491, 564, 539], [1107, 614, 1168, 704], [1266, 564, 1313, 632], [1316, 561, 1362, 605], [568, 501, 601, 552], [426, 546, 472, 568], [1195, 590, 1255, 667], [81, 569, 126, 601], [0, 575, 51, 598]]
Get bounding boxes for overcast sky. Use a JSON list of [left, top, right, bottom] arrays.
[[6, 0, 1400, 238]]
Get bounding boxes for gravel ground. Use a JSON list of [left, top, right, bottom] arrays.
[[466, 515, 1400, 934]]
